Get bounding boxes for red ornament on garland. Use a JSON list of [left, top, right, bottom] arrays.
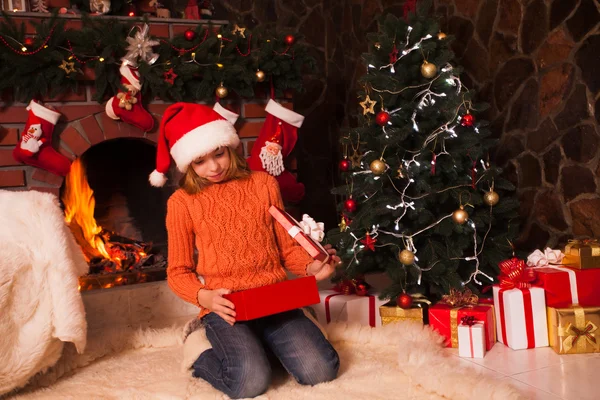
[[339, 159, 351, 172], [24, 37, 34, 46], [163, 68, 178, 85], [461, 113, 475, 127], [355, 283, 369, 296], [360, 233, 377, 251], [397, 293, 413, 309], [376, 111, 390, 126], [184, 29, 196, 41], [344, 198, 357, 213], [284, 34, 295, 46]]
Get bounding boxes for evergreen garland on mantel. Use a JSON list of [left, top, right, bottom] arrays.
[[0, 12, 315, 103]]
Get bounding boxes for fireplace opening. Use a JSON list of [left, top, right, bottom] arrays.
[[60, 138, 174, 291]]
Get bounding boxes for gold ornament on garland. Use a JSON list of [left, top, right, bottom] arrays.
[[437, 32, 447, 40], [421, 61, 437, 78], [452, 205, 469, 225], [399, 249, 415, 265], [374, 42, 381, 49], [483, 188, 500, 206], [58, 59, 76, 75], [349, 149, 363, 168], [255, 69, 266, 82], [370, 159, 386, 175], [215, 83, 228, 98], [232, 24, 246, 38], [359, 94, 377, 115], [338, 215, 348, 232]]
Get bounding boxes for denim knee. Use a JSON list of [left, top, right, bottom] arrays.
[[227, 357, 271, 399], [296, 347, 340, 386]]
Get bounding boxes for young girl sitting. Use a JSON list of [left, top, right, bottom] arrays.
[[149, 102, 340, 399]]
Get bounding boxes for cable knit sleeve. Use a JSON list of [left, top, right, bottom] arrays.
[[265, 175, 313, 277], [166, 193, 204, 307]]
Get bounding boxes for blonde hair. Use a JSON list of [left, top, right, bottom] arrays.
[[179, 147, 251, 194]]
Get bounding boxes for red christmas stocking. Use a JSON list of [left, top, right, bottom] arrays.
[[105, 62, 155, 132], [247, 99, 306, 203], [12, 100, 72, 177]]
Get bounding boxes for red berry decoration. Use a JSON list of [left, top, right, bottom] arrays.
[[461, 113, 475, 127], [24, 37, 34, 46], [184, 29, 196, 41], [375, 111, 390, 126], [339, 159, 351, 172], [355, 283, 369, 296], [284, 34, 295, 46], [397, 293, 413, 309], [344, 198, 357, 213]]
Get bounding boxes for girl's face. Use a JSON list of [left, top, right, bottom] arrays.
[[191, 147, 230, 183]]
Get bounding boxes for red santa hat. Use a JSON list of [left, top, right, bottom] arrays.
[[149, 102, 239, 187]]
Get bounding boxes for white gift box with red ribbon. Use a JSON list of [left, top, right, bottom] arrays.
[[492, 286, 549, 350], [458, 322, 486, 358], [311, 290, 387, 328]]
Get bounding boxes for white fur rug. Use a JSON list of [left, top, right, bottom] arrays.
[[9, 321, 525, 400]]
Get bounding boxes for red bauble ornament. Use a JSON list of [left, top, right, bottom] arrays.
[[461, 113, 475, 127], [284, 34, 295, 46], [360, 233, 377, 251], [397, 293, 413, 309], [375, 111, 390, 126], [184, 29, 196, 41], [24, 37, 34, 46], [344, 198, 357, 213], [339, 159, 351, 172], [355, 283, 369, 296]]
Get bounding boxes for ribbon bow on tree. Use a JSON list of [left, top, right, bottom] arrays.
[[563, 321, 599, 353], [123, 24, 160, 67], [498, 257, 537, 290], [460, 315, 478, 326], [441, 288, 479, 307]]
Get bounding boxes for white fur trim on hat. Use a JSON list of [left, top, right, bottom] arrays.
[[170, 119, 239, 172], [149, 169, 168, 187], [27, 100, 61, 125], [213, 103, 239, 125], [265, 99, 304, 128]]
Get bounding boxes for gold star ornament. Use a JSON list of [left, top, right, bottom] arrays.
[[232, 24, 246, 38], [359, 95, 377, 115], [349, 149, 364, 168], [59, 59, 76, 75]]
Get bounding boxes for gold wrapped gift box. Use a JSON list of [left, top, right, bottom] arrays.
[[547, 306, 600, 354], [379, 302, 428, 325], [562, 239, 600, 269]]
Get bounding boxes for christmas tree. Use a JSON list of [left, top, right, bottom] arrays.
[[327, 2, 519, 303]]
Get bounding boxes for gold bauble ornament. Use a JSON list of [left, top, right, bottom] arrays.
[[452, 205, 469, 225], [370, 159, 386, 175], [421, 61, 437, 78], [255, 70, 266, 82], [374, 42, 381, 49], [437, 32, 447, 40], [483, 189, 500, 206], [215, 84, 228, 98], [399, 249, 415, 265]]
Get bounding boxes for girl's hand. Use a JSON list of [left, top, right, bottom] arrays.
[[307, 244, 340, 281], [197, 288, 236, 326]]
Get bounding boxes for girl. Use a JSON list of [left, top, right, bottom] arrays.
[[149, 102, 340, 399]]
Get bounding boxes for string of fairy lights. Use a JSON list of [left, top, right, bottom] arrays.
[[340, 27, 500, 288]]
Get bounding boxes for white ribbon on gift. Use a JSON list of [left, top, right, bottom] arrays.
[[298, 214, 325, 243], [527, 247, 579, 305]]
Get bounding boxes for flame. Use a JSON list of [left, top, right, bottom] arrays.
[[62, 158, 114, 261]]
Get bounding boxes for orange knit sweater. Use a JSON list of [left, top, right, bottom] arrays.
[[166, 171, 314, 318]]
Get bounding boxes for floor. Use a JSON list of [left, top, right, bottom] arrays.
[[446, 344, 597, 399]]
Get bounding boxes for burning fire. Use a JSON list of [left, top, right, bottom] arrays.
[[62, 158, 113, 261]]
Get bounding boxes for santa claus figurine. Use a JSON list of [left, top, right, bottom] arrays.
[[247, 100, 305, 203]]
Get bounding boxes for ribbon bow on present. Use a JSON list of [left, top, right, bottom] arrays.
[[526, 248, 565, 268], [333, 277, 370, 296], [498, 257, 537, 289], [441, 288, 479, 307], [460, 315, 478, 326], [565, 239, 600, 256], [298, 214, 325, 243], [563, 321, 599, 353]]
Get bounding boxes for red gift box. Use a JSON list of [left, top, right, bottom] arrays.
[[223, 276, 320, 321], [536, 266, 600, 308], [269, 206, 329, 263], [429, 303, 496, 350]]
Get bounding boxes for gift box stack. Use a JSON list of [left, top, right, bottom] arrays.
[[528, 242, 600, 355]]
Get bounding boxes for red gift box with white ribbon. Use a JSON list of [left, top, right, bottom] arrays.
[[268, 206, 329, 263]]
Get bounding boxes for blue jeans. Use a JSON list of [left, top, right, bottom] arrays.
[[191, 309, 340, 399]]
